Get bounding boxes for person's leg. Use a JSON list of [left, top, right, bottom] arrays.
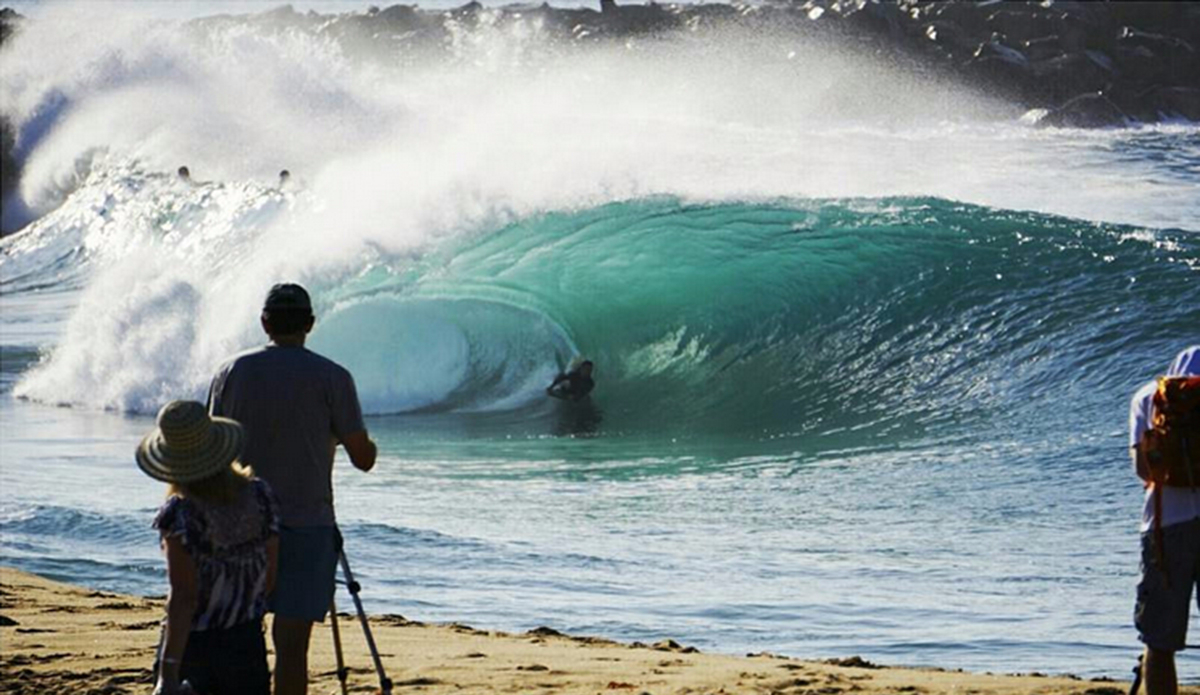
[[268, 526, 339, 695], [1136, 520, 1199, 695], [273, 616, 315, 695], [1143, 646, 1177, 695]]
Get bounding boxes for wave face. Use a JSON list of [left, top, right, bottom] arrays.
[[311, 198, 1196, 445], [6, 174, 1199, 443]]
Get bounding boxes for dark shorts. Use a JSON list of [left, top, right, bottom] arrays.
[[269, 525, 341, 622], [1136, 518, 1200, 652], [171, 618, 270, 695]]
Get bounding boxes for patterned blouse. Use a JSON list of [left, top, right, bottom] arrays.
[[153, 478, 280, 631]]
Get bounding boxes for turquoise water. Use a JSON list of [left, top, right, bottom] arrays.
[[2, 7, 1200, 679]]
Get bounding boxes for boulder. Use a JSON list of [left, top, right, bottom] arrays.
[[0, 10, 23, 234], [986, 7, 1062, 45], [921, 21, 976, 62], [963, 54, 1030, 100], [1056, 4, 1117, 53], [1029, 51, 1116, 104], [1041, 91, 1127, 128], [923, 1, 990, 39], [377, 4, 420, 27], [840, 1, 910, 45], [1, 116, 16, 202], [0, 7, 20, 43], [1145, 86, 1200, 121], [1114, 43, 1169, 86], [1021, 35, 1065, 63], [598, 2, 678, 36]]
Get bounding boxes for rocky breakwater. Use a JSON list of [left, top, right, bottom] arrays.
[[1, 7, 22, 231], [191, 1, 1199, 128], [859, 0, 1200, 127]]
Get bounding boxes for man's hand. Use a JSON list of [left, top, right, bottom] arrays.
[[342, 430, 377, 472]]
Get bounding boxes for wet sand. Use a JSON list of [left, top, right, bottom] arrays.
[[0, 566, 1168, 695]]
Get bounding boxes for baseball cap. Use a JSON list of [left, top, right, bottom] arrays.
[[263, 283, 312, 312]]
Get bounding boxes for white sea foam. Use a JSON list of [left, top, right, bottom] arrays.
[[1, 7, 1197, 412]]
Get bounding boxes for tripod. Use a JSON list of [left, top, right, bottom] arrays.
[[329, 550, 394, 695]]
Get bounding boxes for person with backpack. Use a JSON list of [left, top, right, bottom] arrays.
[[1130, 345, 1200, 694]]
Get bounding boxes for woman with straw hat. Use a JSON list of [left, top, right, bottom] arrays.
[[138, 400, 280, 695]]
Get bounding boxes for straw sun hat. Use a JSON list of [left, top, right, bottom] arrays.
[[136, 401, 245, 484]]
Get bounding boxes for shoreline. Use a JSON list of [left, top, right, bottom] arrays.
[[0, 566, 1167, 695]]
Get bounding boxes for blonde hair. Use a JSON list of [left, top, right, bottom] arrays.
[[168, 462, 254, 505]]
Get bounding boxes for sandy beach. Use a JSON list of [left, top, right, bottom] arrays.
[[1, 565, 1169, 695]]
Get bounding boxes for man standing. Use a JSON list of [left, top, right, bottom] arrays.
[[1131, 345, 1200, 695], [209, 283, 377, 695]]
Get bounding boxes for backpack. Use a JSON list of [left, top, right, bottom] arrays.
[[1140, 376, 1200, 487], [1140, 376, 1200, 584]]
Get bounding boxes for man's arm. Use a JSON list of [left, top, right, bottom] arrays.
[[341, 430, 377, 472], [1133, 444, 1149, 482], [1131, 386, 1153, 482], [332, 369, 374, 471], [207, 363, 231, 416], [547, 373, 571, 399], [206, 376, 222, 415]]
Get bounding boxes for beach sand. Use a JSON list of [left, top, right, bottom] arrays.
[[0, 566, 1168, 695]]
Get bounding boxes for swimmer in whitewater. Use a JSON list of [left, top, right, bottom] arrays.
[[547, 360, 595, 401]]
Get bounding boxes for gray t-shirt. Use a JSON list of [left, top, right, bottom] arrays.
[[208, 344, 365, 527]]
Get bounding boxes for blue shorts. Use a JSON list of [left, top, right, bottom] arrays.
[[1136, 518, 1200, 652], [269, 526, 340, 622]]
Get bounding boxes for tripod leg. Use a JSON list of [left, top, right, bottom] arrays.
[[340, 550, 394, 695], [1128, 653, 1143, 695], [330, 598, 350, 695]]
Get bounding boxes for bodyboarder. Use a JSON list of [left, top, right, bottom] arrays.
[[547, 360, 595, 402]]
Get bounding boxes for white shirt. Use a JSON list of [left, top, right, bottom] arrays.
[[1131, 379, 1200, 532]]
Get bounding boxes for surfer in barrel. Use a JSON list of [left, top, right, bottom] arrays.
[[547, 360, 595, 402]]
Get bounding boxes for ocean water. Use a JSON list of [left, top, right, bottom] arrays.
[[2, 4, 1199, 679]]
